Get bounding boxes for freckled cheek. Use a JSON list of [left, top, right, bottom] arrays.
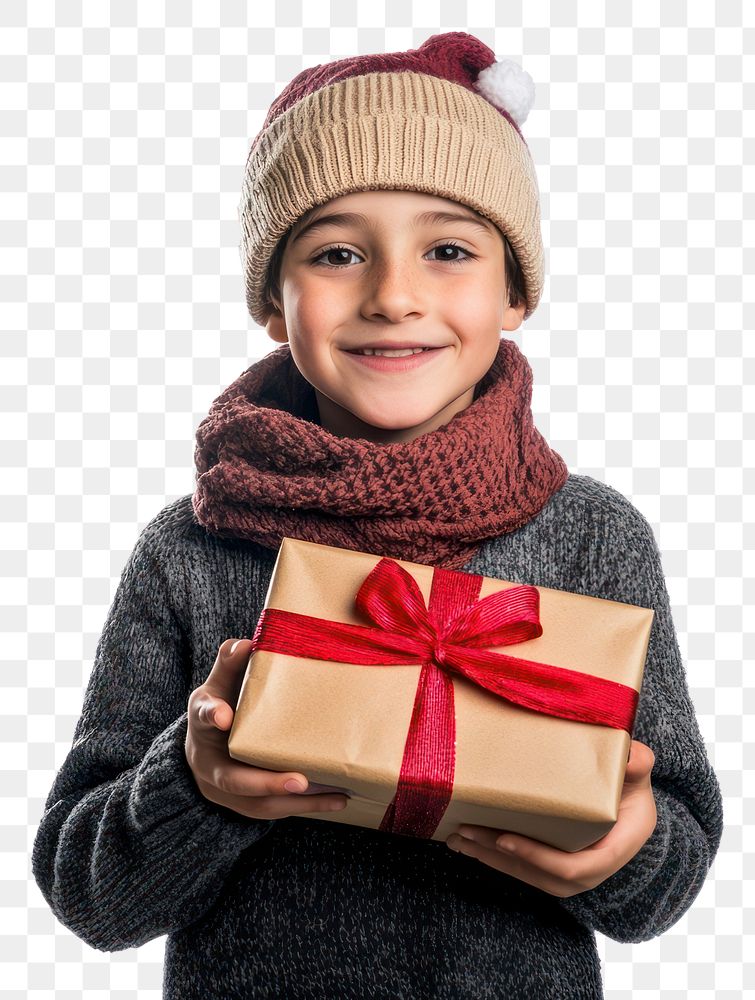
[[446, 304, 500, 340], [294, 291, 344, 333], [284, 314, 329, 359], [438, 280, 498, 320], [287, 322, 348, 382]]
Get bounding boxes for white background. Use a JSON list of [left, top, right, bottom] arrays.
[[2, 1, 751, 996]]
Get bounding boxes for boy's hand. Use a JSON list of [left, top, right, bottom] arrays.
[[445, 740, 657, 899], [185, 637, 350, 820]]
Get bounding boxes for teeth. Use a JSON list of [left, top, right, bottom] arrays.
[[356, 347, 429, 357]]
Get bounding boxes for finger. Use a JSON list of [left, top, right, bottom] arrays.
[[208, 700, 233, 731], [203, 637, 254, 702], [624, 740, 655, 782], [446, 833, 581, 897], [266, 792, 350, 820], [195, 745, 311, 799], [197, 697, 235, 731], [450, 823, 606, 888], [272, 792, 349, 818], [196, 775, 349, 821], [188, 690, 235, 736]]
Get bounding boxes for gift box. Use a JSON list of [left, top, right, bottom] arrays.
[[227, 537, 654, 852]]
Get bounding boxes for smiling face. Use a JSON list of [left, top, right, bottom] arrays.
[[265, 189, 527, 444]]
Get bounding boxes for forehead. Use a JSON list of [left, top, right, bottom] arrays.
[[289, 190, 497, 239]]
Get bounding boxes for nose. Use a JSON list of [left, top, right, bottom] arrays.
[[360, 257, 426, 324]]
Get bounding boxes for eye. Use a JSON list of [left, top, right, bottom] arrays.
[[428, 241, 476, 265], [310, 245, 361, 268], [310, 241, 477, 269]]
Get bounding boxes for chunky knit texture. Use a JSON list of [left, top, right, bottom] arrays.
[[238, 31, 545, 326], [31, 475, 723, 999], [192, 338, 569, 570]]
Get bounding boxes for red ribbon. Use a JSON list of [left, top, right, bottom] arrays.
[[249, 556, 639, 839]]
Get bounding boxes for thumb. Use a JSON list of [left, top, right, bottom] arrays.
[[204, 637, 253, 699], [624, 740, 655, 784], [198, 638, 254, 727]]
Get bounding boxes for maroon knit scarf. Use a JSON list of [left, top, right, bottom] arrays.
[[192, 338, 569, 570]]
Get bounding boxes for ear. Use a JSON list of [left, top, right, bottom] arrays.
[[501, 300, 527, 333], [265, 294, 289, 345]]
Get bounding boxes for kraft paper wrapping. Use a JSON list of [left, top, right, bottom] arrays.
[[227, 537, 654, 852]]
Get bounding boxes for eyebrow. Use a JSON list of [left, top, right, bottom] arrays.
[[291, 209, 496, 244]]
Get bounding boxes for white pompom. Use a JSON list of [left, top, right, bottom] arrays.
[[473, 58, 535, 126]]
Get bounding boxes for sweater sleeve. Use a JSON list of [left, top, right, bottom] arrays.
[[31, 512, 276, 952], [555, 488, 724, 943]]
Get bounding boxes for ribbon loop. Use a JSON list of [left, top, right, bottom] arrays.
[[442, 584, 543, 648], [355, 557, 436, 642]]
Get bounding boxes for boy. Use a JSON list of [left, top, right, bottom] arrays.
[[33, 32, 723, 999]]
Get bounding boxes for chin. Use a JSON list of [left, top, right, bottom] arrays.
[[357, 408, 437, 432]]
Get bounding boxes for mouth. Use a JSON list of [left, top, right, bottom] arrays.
[[345, 346, 438, 357], [342, 345, 449, 372]]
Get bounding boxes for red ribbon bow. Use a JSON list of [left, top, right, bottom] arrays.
[[250, 556, 638, 838]]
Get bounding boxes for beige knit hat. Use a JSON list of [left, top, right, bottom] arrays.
[[238, 31, 543, 326]]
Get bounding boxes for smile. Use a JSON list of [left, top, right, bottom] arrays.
[[351, 347, 430, 357], [343, 346, 449, 372]]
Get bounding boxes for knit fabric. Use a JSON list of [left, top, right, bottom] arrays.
[[238, 32, 544, 326], [31, 475, 723, 999], [192, 338, 569, 570], [257, 31, 526, 140]]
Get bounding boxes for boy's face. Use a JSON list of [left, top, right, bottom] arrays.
[[266, 190, 526, 444]]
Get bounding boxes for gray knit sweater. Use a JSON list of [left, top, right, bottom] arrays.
[[31, 473, 723, 999]]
